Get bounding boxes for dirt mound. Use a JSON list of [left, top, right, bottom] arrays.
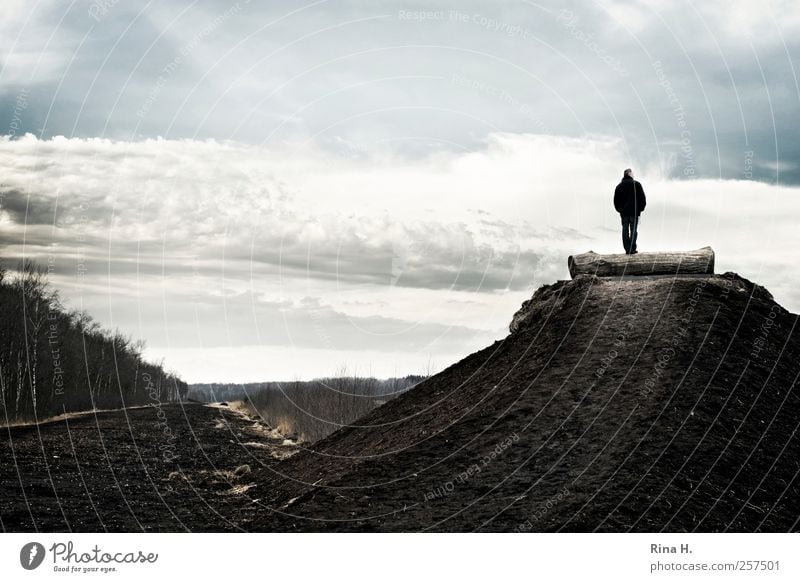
[[3, 271, 798, 532], [247, 272, 800, 532]]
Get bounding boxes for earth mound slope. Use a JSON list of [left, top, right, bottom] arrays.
[[250, 272, 800, 532]]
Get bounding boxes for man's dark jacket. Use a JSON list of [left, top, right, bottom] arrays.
[[614, 175, 646, 216]]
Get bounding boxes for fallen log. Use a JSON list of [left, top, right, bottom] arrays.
[[567, 246, 714, 279]]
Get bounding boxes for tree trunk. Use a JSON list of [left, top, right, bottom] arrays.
[[568, 246, 715, 279]]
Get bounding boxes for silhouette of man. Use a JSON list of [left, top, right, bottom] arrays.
[[614, 168, 646, 254]]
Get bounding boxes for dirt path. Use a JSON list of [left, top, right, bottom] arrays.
[[0, 402, 297, 532]]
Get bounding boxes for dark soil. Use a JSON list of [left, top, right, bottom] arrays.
[[3, 272, 799, 532], [0, 403, 297, 532]]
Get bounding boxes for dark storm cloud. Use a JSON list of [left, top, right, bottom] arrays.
[[236, 234, 543, 292], [6, 220, 543, 293], [0, 188, 57, 225]]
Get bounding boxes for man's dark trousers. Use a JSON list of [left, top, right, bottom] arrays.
[[621, 214, 639, 254]]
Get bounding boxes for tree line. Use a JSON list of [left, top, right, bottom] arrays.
[[0, 261, 188, 425]]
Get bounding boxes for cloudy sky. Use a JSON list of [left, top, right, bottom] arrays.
[[1, 0, 798, 382]]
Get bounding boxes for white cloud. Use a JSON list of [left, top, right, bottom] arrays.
[[711, 0, 800, 38], [1, 133, 798, 382]]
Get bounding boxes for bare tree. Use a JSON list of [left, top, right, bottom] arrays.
[[0, 260, 188, 425]]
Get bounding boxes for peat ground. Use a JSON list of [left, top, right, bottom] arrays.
[[2, 272, 799, 532], [1, 402, 297, 531]]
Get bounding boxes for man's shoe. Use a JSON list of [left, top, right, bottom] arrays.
[[631, 250, 638, 254]]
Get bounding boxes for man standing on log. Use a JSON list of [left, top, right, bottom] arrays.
[[614, 168, 646, 254]]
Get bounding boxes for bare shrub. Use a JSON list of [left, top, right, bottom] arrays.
[[193, 371, 426, 443]]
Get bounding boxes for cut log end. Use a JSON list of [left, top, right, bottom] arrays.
[[567, 246, 715, 279]]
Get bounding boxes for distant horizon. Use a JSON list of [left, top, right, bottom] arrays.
[[187, 370, 433, 387]]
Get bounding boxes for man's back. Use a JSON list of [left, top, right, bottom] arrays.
[[614, 169, 646, 254], [614, 175, 646, 216]]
